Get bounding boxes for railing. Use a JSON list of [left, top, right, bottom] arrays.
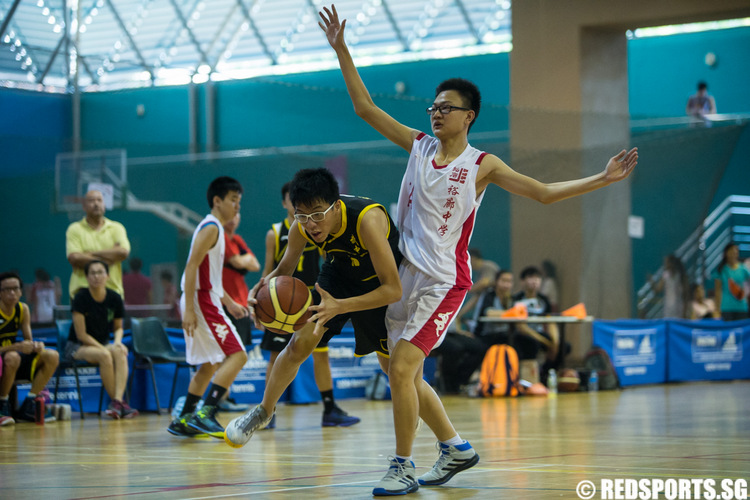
[[637, 195, 750, 319]]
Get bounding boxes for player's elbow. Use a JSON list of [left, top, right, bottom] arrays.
[[385, 281, 402, 304], [535, 189, 557, 205], [354, 104, 378, 121]]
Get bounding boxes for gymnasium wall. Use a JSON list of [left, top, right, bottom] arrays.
[[0, 88, 71, 176], [628, 26, 750, 117], [1, 27, 749, 313]]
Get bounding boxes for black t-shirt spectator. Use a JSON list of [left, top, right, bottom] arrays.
[[472, 289, 512, 339], [70, 288, 124, 345], [510, 291, 553, 360], [511, 291, 552, 332]]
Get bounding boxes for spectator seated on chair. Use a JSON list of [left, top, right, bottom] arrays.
[[511, 266, 559, 385], [55, 318, 105, 419], [0, 272, 59, 424], [68, 260, 138, 419], [472, 269, 516, 348]]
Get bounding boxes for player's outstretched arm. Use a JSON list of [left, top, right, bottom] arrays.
[[477, 147, 638, 204], [319, 4, 418, 152]]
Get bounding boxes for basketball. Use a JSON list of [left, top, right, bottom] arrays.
[[558, 368, 581, 392], [254, 276, 313, 335]]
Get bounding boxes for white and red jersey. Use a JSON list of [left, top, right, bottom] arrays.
[[395, 132, 487, 288], [181, 214, 225, 296]]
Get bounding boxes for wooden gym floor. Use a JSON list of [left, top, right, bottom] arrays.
[[1, 381, 748, 499]]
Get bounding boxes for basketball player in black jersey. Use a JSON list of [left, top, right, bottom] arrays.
[[225, 168, 402, 447], [259, 182, 360, 428], [0, 272, 59, 424]]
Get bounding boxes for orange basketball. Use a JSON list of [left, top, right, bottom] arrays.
[[558, 368, 581, 392], [254, 276, 312, 335]]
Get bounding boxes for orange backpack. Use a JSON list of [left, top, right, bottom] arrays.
[[478, 344, 521, 397]]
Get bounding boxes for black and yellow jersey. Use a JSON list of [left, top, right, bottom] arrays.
[[272, 218, 322, 288], [297, 195, 402, 282], [0, 303, 23, 347]]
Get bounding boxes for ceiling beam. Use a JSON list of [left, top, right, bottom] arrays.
[[37, 33, 66, 84], [0, 0, 22, 44], [79, 54, 98, 84], [236, 0, 276, 65], [205, 3, 238, 64], [210, 6, 248, 69], [379, 0, 408, 51], [455, 0, 480, 43], [168, 0, 210, 70], [104, 0, 154, 78]]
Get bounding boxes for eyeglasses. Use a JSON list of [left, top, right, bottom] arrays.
[[294, 202, 336, 224], [426, 104, 470, 116], [0, 286, 21, 293]]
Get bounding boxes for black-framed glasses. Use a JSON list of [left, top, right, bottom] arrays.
[[294, 202, 336, 224], [0, 286, 21, 293], [426, 104, 470, 116]]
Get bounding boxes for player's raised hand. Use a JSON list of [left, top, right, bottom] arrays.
[[319, 4, 346, 50], [604, 147, 638, 183]]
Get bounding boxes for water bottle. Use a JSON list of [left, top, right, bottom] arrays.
[[35, 396, 45, 425], [588, 370, 599, 392], [547, 369, 558, 395]]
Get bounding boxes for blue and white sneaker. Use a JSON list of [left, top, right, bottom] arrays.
[[418, 441, 479, 486], [372, 456, 418, 496]]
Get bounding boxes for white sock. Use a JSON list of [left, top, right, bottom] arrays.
[[442, 435, 464, 447], [395, 454, 413, 463]]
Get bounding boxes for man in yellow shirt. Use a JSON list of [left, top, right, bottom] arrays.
[[66, 190, 131, 299]]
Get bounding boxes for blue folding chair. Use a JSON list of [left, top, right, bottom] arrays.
[[128, 317, 191, 414], [53, 319, 104, 419]]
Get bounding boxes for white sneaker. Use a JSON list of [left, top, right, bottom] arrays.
[[418, 441, 479, 486], [224, 405, 273, 449], [372, 457, 418, 496]]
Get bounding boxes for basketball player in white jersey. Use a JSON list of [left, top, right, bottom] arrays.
[[320, 6, 639, 496], [167, 176, 250, 439]]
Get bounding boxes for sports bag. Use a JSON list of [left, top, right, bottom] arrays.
[[478, 344, 522, 397]]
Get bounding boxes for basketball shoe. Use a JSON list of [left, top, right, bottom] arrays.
[[417, 441, 479, 486], [117, 400, 139, 419], [0, 399, 15, 426], [18, 397, 56, 423], [167, 415, 206, 437], [372, 456, 418, 496], [322, 406, 360, 427], [224, 404, 273, 448], [187, 405, 225, 438], [105, 401, 121, 419]]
